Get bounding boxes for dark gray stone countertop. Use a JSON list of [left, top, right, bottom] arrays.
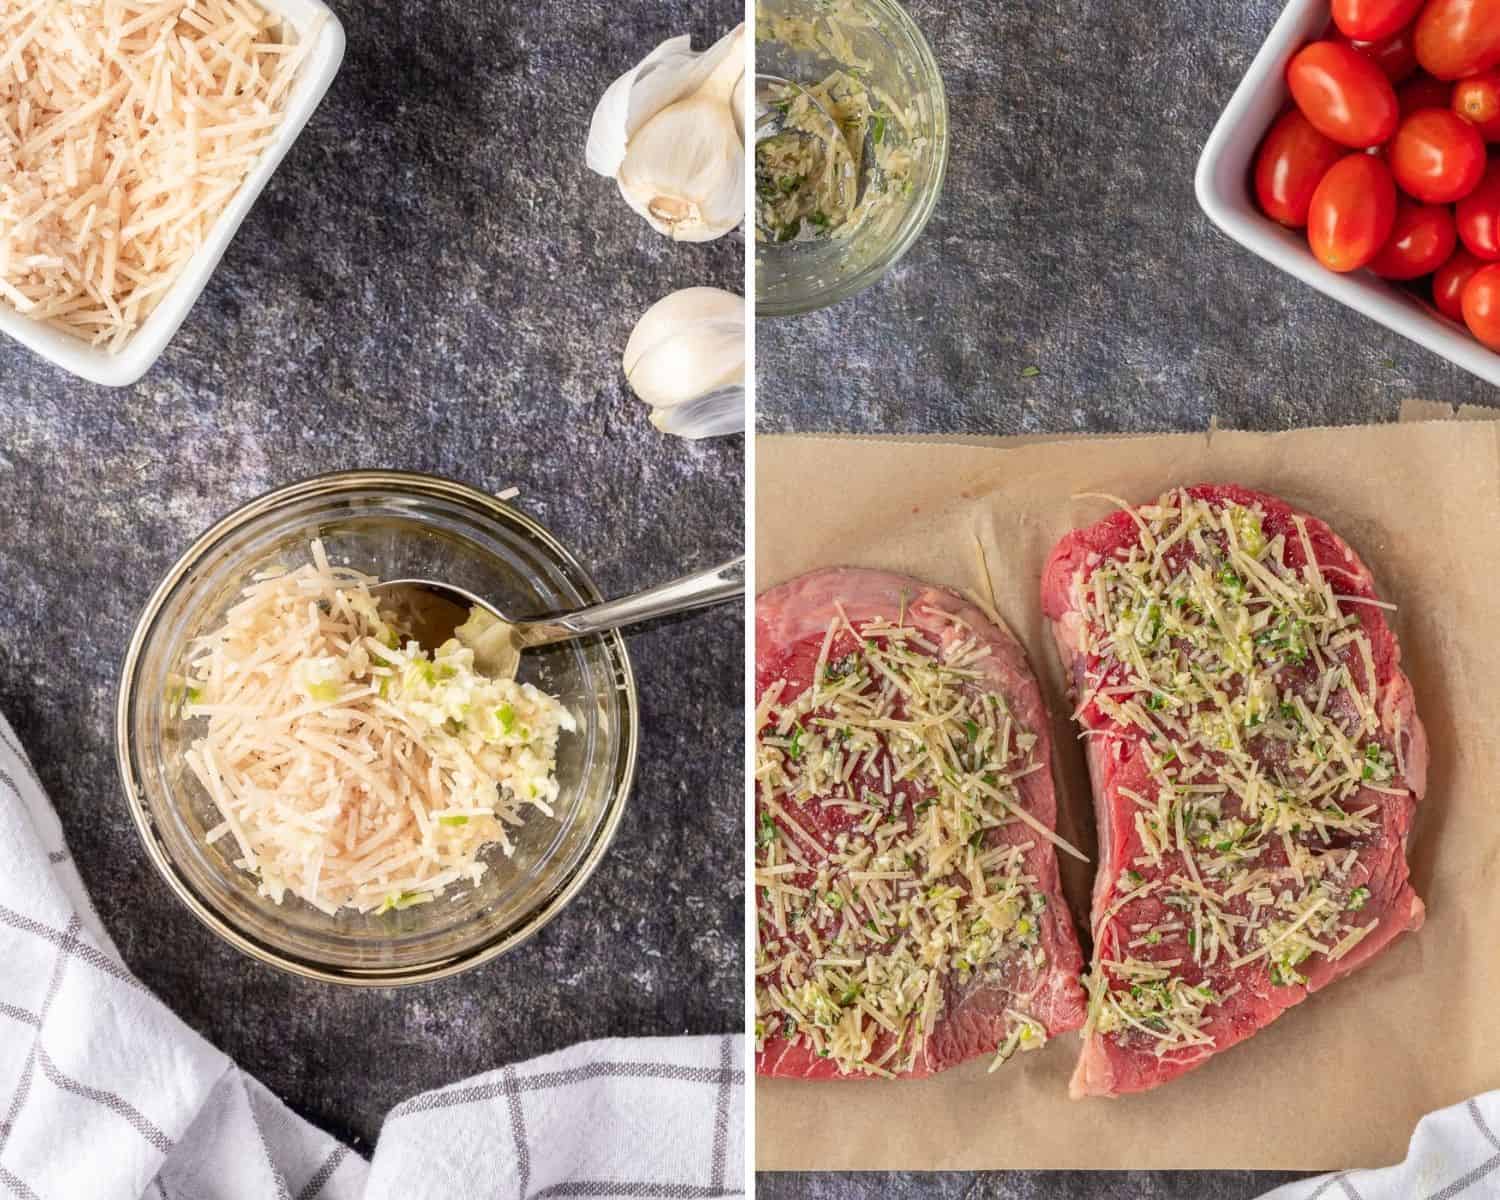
[[0, 0, 743, 1153], [755, 0, 1492, 1194], [758, 0, 1499, 437]]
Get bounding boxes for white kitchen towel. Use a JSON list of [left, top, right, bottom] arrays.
[[0, 713, 744, 1200], [1260, 1095, 1500, 1200]]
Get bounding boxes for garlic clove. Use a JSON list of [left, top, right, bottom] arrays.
[[624, 286, 745, 406], [586, 35, 694, 179], [731, 68, 746, 144], [650, 386, 745, 439], [624, 287, 745, 439], [625, 313, 744, 408], [616, 128, 743, 242], [590, 25, 746, 242], [586, 25, 746, 181], [623, 286, 744, 377]]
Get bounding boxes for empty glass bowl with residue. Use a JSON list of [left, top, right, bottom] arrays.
[[755, 0, 949, 316]]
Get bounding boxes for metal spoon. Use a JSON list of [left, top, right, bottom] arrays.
[[371, 557, 745, 679], [755, 73, 842, 143]]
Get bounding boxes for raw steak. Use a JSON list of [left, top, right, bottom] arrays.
[[1042, 485, 1427, 1099], [755, 567, 1087, 1080]]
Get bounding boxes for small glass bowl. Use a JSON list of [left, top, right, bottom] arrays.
[[755, 0, 949, 317], [115, 471, 638, 986]]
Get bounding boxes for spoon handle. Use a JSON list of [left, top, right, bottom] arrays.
[[516, 557, 745, 648]]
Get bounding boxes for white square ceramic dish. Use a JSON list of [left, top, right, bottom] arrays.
[[1195, 0, 1500, 388], [0, 0, 346, 389]]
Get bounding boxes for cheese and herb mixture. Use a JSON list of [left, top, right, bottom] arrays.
[[1072, 491, 1406, 1061], [0, 0, 315, 348], [180, 542, 575, 916], [754, 3, 917, 248], [755, 73, 870, 244], [754, 606, 1080, 1077]]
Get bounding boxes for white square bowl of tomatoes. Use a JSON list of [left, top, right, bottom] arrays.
[[1197, 0, 1500, 386]]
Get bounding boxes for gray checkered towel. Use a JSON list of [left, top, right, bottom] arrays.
[[0, 713, 744, 1200], [1259, 1097, 1500, 1200]]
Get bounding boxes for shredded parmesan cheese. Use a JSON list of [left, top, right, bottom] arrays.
[[0, 0, 318, 348]]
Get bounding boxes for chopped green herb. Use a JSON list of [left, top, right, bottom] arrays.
[[378, 890, 428, 914]]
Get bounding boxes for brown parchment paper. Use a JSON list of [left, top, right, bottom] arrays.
[[754, 419, 1500, 1172]]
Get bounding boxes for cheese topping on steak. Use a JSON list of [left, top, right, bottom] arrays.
[[755, 569, 1086, 1080], [1061, 488, 1420, 1068]]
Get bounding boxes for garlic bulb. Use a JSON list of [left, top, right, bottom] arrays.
[[586, 26, 746, 242], [624, 287, 745, 439]]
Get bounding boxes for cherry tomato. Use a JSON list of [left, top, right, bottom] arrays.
[[1335, 27, 1420, 83], [1332, 0, 1423, 43], [1255, 110, 1349, 227], [1388, 107, 1487, 201], [1398, 74, 1454, 114], [1456, 158, 1500, 257], [1433, 247, 1487, 316], [1307, 154, 1399, 271], [1453, 70, 1500, 139], [1414, 0, 1500, 81], [1370, 200, 1458, 277], [1460, 262, 1500, 348], [1287, 41, 1402, 147]]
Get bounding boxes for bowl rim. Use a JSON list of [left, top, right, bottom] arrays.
[[0, 0, 346, 388], [113, 469, 640, 987], [755, 0, 951, 318], [1194, 0, 1500, 388]]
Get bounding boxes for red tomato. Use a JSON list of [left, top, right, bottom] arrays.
[[1287, 41, 1402, 147], [1255, 110, 1349, 226], [1461, 262, 1500, 348], [1452, 70, 1500, 138], [1388, 108, 1487, 201], [1433, 247, 1486, 316], [1332, 0, 1423, 42], [1398, 74, 1454, 114], [1370, 200, 1458, 277], [1456, 159, 1500, 257], [1414, 0, 1500, 80], [1335, 28, 1420, 82], [1307, 154, 1399, 271]]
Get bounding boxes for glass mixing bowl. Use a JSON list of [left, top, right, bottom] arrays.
[[115, 471, 638, 986], [755, 0, 949, 316]]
